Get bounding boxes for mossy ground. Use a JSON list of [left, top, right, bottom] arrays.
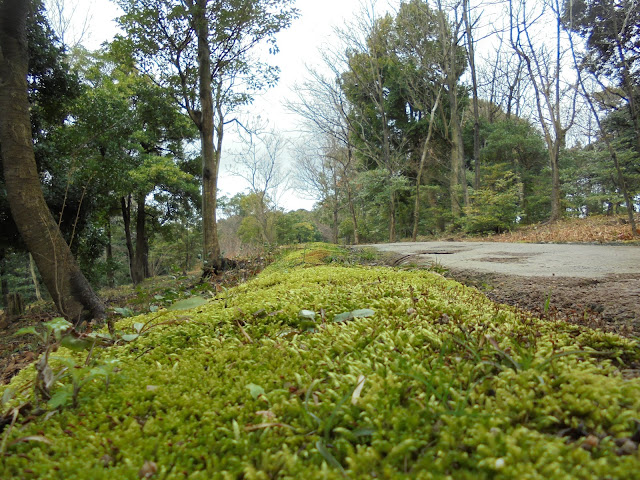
[[2, 244, 640, 479]]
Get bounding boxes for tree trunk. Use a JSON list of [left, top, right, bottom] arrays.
[[548, 144, 562, 222], [6, 293, 24, 318], [0, 2, 104, 323], [389, 188, 397, 243], [195, 0, 223, 274], [463, 0, 481, 191], [121, 195, 137, 283], [345, 146, 359, 245], [105, 218, 115, 288], [413, 90, 441, 241], [0, 248, 8, 308], [29, 253, 42, 301], [133, 191, 149, 281]]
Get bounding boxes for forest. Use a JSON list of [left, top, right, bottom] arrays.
[[1, 0, 639, 315]]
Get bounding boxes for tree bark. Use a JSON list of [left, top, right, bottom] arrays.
[[133, 191, 149, 281], [105, 218, 115, 288], [0, 1, 104, 323], [412, 90, 441, 241], [194, 0, 223, 274], [121, 195, 136, 282], [29, 253, 42, 301], [462, 0, 481, 191]]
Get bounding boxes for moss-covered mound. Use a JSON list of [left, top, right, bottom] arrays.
[[2, 245, 640, 479]]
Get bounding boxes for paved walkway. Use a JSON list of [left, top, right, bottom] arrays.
[[366, 242, 639, 278]]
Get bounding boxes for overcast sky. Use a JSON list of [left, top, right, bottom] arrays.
[[49, 0, 396, 211]]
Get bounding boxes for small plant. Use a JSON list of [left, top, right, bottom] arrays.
[[15, 318, 74, 402]]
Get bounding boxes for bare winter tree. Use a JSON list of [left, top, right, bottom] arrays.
[[509, 0, 578, 222], [231, 131, 289, 244]]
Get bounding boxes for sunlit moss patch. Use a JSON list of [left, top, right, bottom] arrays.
[[2, 244, 640, 479]]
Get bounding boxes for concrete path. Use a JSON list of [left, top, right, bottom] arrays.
[[366, 242, 639, 278]]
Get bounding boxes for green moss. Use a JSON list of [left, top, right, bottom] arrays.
[[2, 244, 640, 479]]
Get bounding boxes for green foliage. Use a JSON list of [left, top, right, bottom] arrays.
[[3, 245, 640, 478], [464, 166, 523, 234]]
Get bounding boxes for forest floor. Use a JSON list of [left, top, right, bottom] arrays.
[[0, 257, 268, 385]]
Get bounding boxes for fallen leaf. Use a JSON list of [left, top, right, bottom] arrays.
[[255, 410, 276, 420], [138, 460, 157, 478], [351, 375, 366, 405]]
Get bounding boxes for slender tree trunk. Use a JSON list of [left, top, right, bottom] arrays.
[[567, 30, 638, 235], [463, 0, 481, 190], [29, 253, 42, 301], [133, 192, 148, 283], [549, 143, 562, 222], [195, 0, 223, 274], [0, 2, 104, 323], [345, 145, 359, 244], [389, 189, 397, 243], [121, 195, 137, 283], [106, 218, 115, 288], [413, 90, 441, 241], [0, 248, 8, 308]]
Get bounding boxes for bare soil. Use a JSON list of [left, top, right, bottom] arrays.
[[442, 268, 640, 337]]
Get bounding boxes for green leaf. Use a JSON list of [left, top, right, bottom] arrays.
[[333, 312, 353, 323], [154, 294, 165, 300], [45, 318, 72, 334], [149, 305, 159, 313], [14, 327, 38, 337], [167, 296, 207, 311], [299, 310, 316, 320], [133, 322, 145, 333], [61, 336, 94, 352], [48, 389, 72, 409], [245, 383, 265, 399], [316, 440, 347, 476], [1, 388, 15, 407], [114, 307, 134, 317], [351, 309, 375, 318], [121, 334, 140, 342], [352, 427, 376, 437], [334, 309, 375, 323]]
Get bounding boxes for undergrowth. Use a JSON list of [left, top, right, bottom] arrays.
[[2, 243, 640, 479]]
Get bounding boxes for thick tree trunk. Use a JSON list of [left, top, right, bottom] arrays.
[[195, 0, 223, 274], [6, 293, 24, 318], [0, 2, 104, 323]]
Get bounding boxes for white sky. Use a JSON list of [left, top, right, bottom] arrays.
[[51, 0, 395, 212]]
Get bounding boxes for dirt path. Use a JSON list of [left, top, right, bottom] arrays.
[[367, 241, 640, 336]]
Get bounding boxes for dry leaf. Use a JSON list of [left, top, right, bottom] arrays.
[[351, 375, 366, 405], [138, 460, 157, 478]]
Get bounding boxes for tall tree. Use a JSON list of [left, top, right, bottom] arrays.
[[116, 0, 297, 274], [435, 0, 469, 217], [510, 0, 577, 222], [566, 0, 640, 153], [0, 0, 104, 322]]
